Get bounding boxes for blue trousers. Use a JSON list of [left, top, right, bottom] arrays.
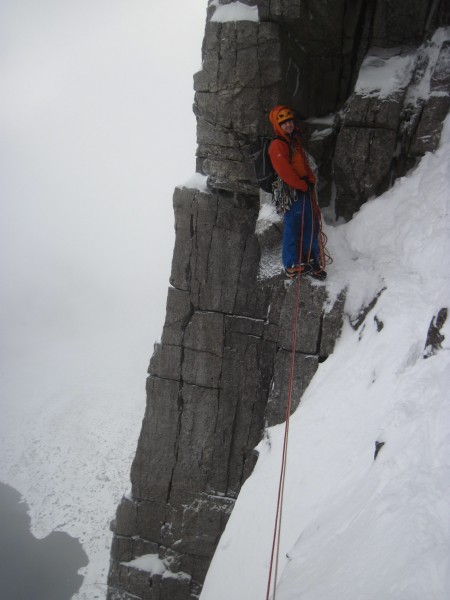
[[282, 191, 320, 269]]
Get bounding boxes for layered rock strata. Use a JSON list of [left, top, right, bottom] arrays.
[[107, 1, 449, 598]]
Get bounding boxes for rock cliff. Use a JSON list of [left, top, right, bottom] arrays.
[[107, 1, 449, 599]]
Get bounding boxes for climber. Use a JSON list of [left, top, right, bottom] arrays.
[[268, 105, 327, 280]]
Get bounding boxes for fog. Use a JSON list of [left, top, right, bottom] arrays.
[[0, 0, 206, 358], [0, 3, 207, 594]]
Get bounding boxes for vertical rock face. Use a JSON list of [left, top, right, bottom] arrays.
[[107, 1, 449, 598], [107, 186, 341, 600]]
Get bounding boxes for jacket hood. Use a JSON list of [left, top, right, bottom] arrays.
[[269, 105, 294, 140]]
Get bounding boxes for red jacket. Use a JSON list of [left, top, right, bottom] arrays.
[[268, 108, 316, 192]]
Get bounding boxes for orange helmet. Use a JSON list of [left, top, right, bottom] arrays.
[[269, 105, 296, 137], [275, 106, 295, 124]]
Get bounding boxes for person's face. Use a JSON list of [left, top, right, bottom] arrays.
[[280, 119, 294, 134]]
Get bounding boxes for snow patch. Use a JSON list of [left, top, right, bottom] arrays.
[[162, 570, 191, 581], [310, 127, 334, 141], [178, 172, 209, 192], [255, 197, 282, 234], [210, 1, 259, 23], [355, 48, 416, 98], [122, 554, 166, 575], [255, 195, 284, 280], [406, 27, 450, 106]]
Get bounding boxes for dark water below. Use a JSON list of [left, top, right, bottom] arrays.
[[0, 481, 88, 600]]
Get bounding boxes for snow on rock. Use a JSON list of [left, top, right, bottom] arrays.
[[406, 27, 450, 105], [255, 196, 282, 235], [210, 0, 259, 23], [200, 117, 450, 600], [310, 127, 334, 141], [162, 570, 191, 581], [255, 195, 284, 280], [355, 48, 416, 98], [178, 172, 209, 192], [122, 554, 166, 575], [355, 27, 450, 103]]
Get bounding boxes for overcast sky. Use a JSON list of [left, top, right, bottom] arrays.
[[0, 0, 207, 359]]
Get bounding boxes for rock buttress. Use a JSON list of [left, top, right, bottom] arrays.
[[107, 1, 449, 598]]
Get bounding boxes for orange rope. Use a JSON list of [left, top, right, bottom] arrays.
[[266, 190, 331, 599], [266, 197, 306, 600], [312, 188, 332, 268]]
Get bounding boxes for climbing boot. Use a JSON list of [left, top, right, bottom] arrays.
[[285, 263, 312, 279], [308, 258, 327, 280]]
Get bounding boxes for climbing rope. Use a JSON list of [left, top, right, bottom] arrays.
[[265, 189, 330, 599], [312, 188, 333, 268], [265, 201, 306, 600]]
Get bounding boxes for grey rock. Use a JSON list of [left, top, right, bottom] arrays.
[[410, 94, 450, 155], [181, 311, 225, 388], [196, 119, 236, 148], [168, 385, 219, 504], [130, 377, 181, 501], [148, 343, 182, 381], [349, 288, 386, 331], [161, 288, 192, 347], [170, 187, 197, 292], [225, 314, 265, 337], [181, 348, 222, 388], [343, 92, 405, 130], [136, 500, 167, 544], [115, 496, 137, 537], [133, 537, 160, 559], [189, 193, 260, 313], [107, 581, 141, 600], [234, 235, 273, 319], [372, 0, 431, 47], [126, 566, 153, 600], [166, 495, 234, 560], [335, 126, 396, 220], [263, 280, 288, 343], [266, 350, 319, 426], [410, 41, 450, 155], [110, 535, 134, 562], [424, 308, 448, 357], [160, 572, 191, 600], [278, 279, 327, 354], [221, 330, 277, 495], [320, 289, 346, 358]]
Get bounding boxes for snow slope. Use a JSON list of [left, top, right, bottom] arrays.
[[200, 117, 450, 600]]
